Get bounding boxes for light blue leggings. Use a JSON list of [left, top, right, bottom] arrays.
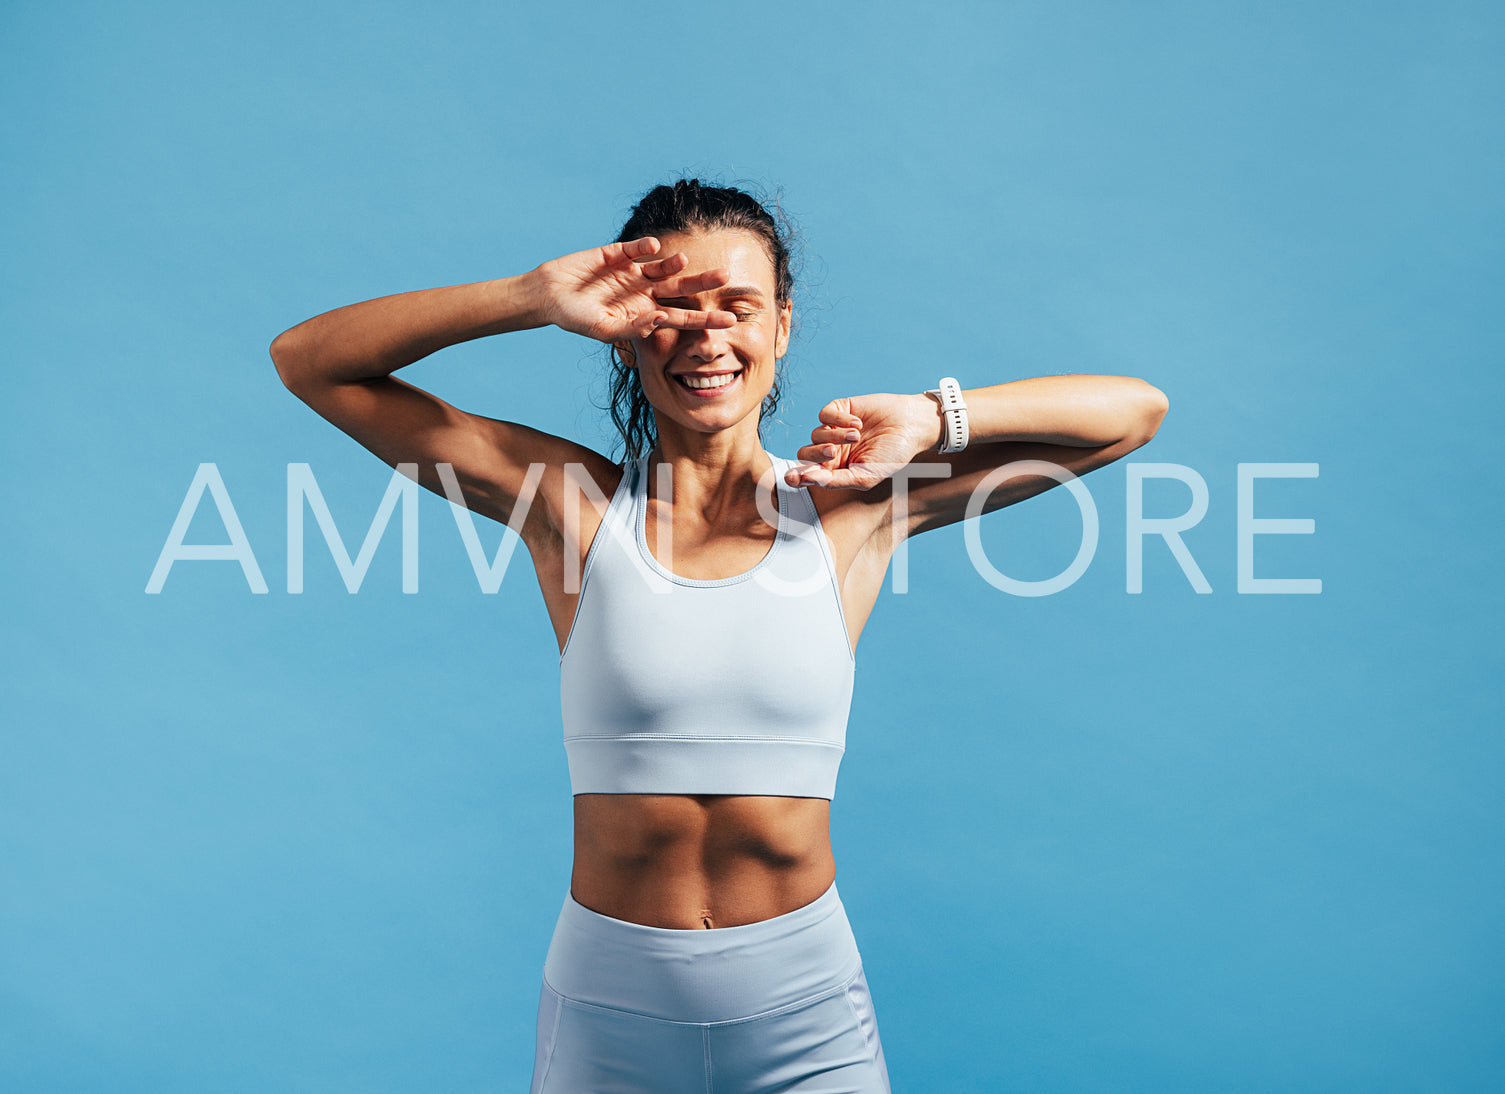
[[530, 883, 891, 1094]]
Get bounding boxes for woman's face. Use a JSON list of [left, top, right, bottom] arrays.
[[619, 228, 791, 443]]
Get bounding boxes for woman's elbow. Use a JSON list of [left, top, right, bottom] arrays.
[[269, 327, 307, 393], [1128, 380, 1169, 447]]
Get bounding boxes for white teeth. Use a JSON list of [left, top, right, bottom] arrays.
[[680, 372, 737, 390]]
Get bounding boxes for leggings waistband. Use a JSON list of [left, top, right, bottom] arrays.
[[542, 883, 862, 1024]]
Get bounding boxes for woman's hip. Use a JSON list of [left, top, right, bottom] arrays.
[[541, 880, 862, 1023], [532, 883, 889, 1094]]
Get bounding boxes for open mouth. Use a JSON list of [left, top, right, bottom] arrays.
[[674, 370, 741, 393]]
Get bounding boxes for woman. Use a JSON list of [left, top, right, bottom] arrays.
[[271, 179, 1167, 1092]]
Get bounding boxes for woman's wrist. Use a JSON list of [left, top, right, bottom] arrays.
[[906, 392, 947, 454], [505, 266, 557, 332]]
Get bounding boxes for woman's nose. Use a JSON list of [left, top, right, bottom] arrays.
[[684, 325, 728, 361]]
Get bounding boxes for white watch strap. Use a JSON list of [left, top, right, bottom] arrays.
[[925, 377, 969, 454]]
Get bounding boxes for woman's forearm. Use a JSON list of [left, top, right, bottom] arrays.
[[788, 374, 1170, 491], [913, 374, 1169, 451], [269, 269, 550, 392]]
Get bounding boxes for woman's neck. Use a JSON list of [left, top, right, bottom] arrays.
[[646, 420, 774, 521]]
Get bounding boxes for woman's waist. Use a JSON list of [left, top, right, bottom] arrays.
[[570, 792, 835, 929]]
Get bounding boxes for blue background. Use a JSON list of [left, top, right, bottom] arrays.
[[4, 2, 1502, 1090]]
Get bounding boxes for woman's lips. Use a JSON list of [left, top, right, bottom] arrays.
[[674, 370, 741, 395]]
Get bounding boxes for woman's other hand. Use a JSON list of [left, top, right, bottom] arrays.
[[786, 394, 942, 490], [534, 237, 737, 343]]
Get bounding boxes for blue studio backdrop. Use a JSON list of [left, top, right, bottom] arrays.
[[3, 2, 1502, 1091]]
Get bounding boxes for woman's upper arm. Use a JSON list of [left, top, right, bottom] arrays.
[[809, 431, 1156, 584], [276, 367, 613, 533], [804, 434, 1153, 650], [902, 434, 1152, 536]]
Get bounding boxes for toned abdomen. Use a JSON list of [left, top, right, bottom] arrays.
[[570, 794, 836, 929]]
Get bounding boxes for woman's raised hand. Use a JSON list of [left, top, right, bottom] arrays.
[[535, 237, 736, 343], [785, 394, 942, 490]]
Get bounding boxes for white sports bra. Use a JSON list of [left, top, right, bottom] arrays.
[[559, 454, 855, 799]]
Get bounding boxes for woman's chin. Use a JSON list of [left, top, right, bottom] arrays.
[[657, 404, 764, 442]]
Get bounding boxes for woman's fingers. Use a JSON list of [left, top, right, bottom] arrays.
[[817, 400, 862, 429], [650, 306, 736, 331], [809, 425, 861, 446], [589, 240, 738, 336], [637, 253, 689, 280], [796, 443, 841, 463], [616, 236, 661, 262], [652, 266, 731, 296], [786, 461, 836, 487], [788, 464, 879, 490], [665, 305, 734, 331]]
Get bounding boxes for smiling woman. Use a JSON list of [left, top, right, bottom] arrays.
[[614, 228, 789, 443], [603, 180, 796, 459], [269, 177, 1168, 1093]]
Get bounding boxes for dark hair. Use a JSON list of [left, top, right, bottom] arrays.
[[608, 179, 796, 458]]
